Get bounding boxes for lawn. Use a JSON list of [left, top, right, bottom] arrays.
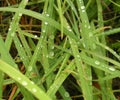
[[0, 0, 120, 100]]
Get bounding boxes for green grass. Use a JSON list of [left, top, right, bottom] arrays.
[[0, 0, 120, 100]]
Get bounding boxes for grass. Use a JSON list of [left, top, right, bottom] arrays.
[[0, 0, 120, 100]]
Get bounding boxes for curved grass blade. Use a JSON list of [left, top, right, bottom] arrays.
[[0, 7, 77, 40], [0, 59, 52, 100]]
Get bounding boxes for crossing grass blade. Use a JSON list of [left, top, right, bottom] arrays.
[[0, 0, 120, 100], [0, 59, 52, 100]]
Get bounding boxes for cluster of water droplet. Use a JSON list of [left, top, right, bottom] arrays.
[[67, 25, 72, 32], [81, 6, 85, 12], [94, 60, 116, 72], [43, 11, 50, 26], [8, 25, 14, 37], [17, 77, 38, 93]]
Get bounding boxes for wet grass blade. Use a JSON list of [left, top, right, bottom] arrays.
[[0, 59, 52, 100]]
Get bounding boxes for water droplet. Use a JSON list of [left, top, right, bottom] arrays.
[[109, 67, 116, 71], [46, 55, 49, 58], [31, 81, 34, 84], [22, 81, 28, 86], [69, 40, 72, 44], [118, 56, 120, 60], [19, 13, 22, 17], [68, 29, 72, 32], [49, 52, 54, 58], [41, 36, 44, 39], [98, 18, 100, 21], [84, 25, 87, 28], [83, 43, 86, 48], [88, 26, 91, 29], [89, 32, 93, 37], [67, 25, 70, 28], [113, 52, 117, 55], [67, 25, 72, 31], [38, 47, 40, 50], [64, 92, 70, 97], [74, 45, 77, 48], [32, 88, 37, 92], [20, 44, 22, 47], [46, 13, 49, 17], [49, 86, 54, 91], [10, 22, 12, 25], [24, 0, 28, 3], [17, 77, 21, 80], [40, 45, 43, 48], [28, 66, 32, 72], [51, 46, 54, 49], [12, 17, 14, 20], [81, 6, 85, 10], [34, 35, 38, 38], [77, 41, 80, 45], [11, 33, 14, 37], [43, 11, 47, 14], [20, 57, 23, 60], [9, 28, 11, 31], [95, 61, 100, 65], [82, 10, 85, 12], [42, 29, 46, 33], [105, 46, 109, 50], [44, 22, 48, 25], [77, 55, 80, 58], [80, 29, 82, 32], [79, 0, 82, 3]]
